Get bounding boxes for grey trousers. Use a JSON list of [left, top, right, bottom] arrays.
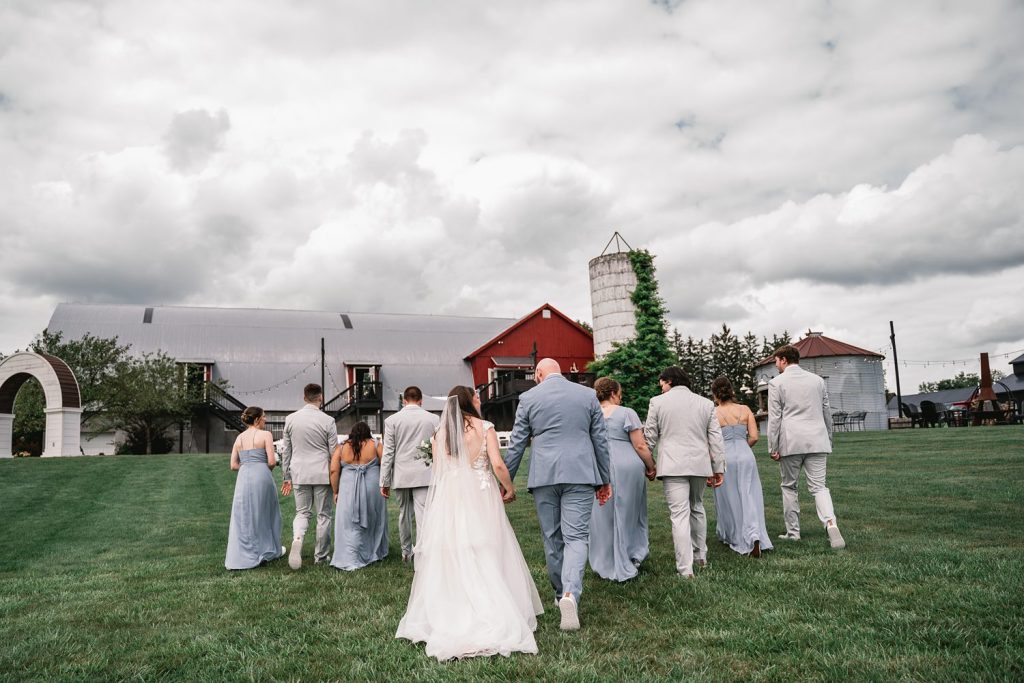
[[662, 476, 708, 576], [396, 486, 428, 558], [533, 484, 594, 604], [292, 483, 333, 563], [779, 453, 836, 535]]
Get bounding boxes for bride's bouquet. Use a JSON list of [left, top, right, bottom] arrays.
[[415, 438, 433, 467]]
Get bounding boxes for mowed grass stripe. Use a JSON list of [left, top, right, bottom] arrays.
[[1, 427, 1022, 682]]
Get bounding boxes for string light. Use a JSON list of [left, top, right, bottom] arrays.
[[232, 359, 320, 396]]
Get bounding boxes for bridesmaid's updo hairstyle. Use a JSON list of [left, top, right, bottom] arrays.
[[241, 406, 264, 427], [711, 377, 737, 404], [594, 377, 621, 402]]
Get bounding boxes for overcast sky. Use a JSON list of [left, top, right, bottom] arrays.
[[1, 0, 1022, 392]]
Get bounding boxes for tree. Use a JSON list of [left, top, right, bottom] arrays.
[[105, 352, 197, 455], [761, 331, 793, 358], [588, 249, 676, 419], [917, 370, 1002, 393]]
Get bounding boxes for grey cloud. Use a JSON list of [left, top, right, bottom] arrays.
[[163, 109, 230, 173]]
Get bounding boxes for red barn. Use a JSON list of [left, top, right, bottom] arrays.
[[465, 303, 595, 429]]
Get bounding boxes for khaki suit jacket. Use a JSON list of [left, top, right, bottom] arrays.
[[379, 404, 439, 489], [644, 386, 725, 478], [767, 364, 833, 456], [281, 404, 338, 485]]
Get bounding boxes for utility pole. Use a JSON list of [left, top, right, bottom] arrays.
[[321, 337, 326, 411], [890, 321, 903, 418]]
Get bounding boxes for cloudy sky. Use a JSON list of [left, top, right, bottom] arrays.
[[2, 0, 1022, 391]]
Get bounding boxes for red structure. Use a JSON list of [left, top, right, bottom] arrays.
[[464, 303, 595, 429], [464, 303, 595, 388]]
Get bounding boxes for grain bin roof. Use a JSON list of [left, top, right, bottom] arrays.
[[46, 303, 516, 411], [754, 333, 885, 368]]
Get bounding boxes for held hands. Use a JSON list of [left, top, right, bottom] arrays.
[[280, 480, 292, 496], [645, 467, 657, 481], [500, 485, 516, 504], [380, 487, 390, 499], [596, 484, 613, 506], [706, 472, 724, 488], [333, 491, 339, 505], [770, 451, 781, 461]]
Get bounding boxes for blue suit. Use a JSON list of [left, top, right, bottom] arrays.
[[505, 374, 611, 604]]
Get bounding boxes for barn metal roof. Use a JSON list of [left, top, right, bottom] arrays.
[[46, 304, 516, 412]]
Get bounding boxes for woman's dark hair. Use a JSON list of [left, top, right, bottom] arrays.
[[710, 376, 737, 403], [347, 421, 373, 458], [659, 366, 690, 389], [594, 377, 621, 402], [443, 386, 482, 458], [241, 406, 264, 426], [448, 386, 482, 422]]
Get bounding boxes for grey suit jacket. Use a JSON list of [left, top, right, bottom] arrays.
[[504, 374, 611, 491], [767, 364, 833, 456], [281, 404, 338, 485], [379, 404, 439, 489], [643, 386, 725, 478]]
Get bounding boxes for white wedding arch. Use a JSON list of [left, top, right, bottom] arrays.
[[0, 352, 82, 457]]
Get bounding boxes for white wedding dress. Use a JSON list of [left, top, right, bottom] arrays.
[[396, 399, 543, 661]]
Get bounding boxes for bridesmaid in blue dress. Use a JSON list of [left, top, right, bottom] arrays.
[[710, 377, 773, 558], [225, 406, 286, 570], [588, 378, 658, 581], [330, 421, 389, 571]]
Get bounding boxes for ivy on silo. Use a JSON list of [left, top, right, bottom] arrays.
[[588, 249, 675, 419]]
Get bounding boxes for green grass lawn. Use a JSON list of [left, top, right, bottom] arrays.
[[2, 427, 1023, 682]]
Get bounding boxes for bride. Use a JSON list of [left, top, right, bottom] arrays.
[[396, 386, 544, 661]]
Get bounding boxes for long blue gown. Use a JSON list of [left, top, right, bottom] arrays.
[[331, 459, 389, 571], [588, 406, 649, 581], [225, 446, 284, 570], [713, 424, 774, 555]]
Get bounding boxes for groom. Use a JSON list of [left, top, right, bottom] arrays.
[[505, 358, 611, 631]]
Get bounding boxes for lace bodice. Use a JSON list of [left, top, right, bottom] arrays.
[[470, 420, 495, 490]]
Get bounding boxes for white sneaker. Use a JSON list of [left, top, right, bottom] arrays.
[[827, 524, 846, 550], [778, 532, 801, 541], [558, 593, 580, 631], [288, 539, 303, 570]]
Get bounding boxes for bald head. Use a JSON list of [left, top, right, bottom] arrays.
[[535, 358, 561, 383]]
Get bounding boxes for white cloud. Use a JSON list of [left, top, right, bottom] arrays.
[[0, 0, 1020, 390]]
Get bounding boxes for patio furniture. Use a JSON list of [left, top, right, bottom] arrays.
[[832, 411, 849, 432], [848, 410, 867, 431], [919, 400, 942, 428], [901, 403, 924, 428]]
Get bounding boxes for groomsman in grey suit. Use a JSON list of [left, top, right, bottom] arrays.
[[281, 383, 338, 569], [505, 358, 611, 632], [379, 386, 440, 562], [644, 366, 725, 578], [768, 345, 845, 549]]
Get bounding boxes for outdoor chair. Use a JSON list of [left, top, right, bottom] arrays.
[[848, 410, 867, 431], [832, 411, 848, 432], [919, 400, 941, 428], [901, 403, 924, 428]]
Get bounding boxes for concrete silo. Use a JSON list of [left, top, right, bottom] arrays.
[[589, 233, 637, 358]]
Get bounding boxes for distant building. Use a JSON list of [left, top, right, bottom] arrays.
[[753, 332, 887, 431], [46, 302, 594, 453]]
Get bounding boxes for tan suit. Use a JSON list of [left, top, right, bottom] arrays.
[[644, 385, 725, 576], [282, 404, 338, 563], [380, 404, 439, 559], [768, 364, 838, 536]]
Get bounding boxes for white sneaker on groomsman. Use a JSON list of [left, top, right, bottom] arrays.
[[777, 532, 801, 541], [558, 593, 580, 631], [827, 523, 846, 549], [288, 538, 303, 570]]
